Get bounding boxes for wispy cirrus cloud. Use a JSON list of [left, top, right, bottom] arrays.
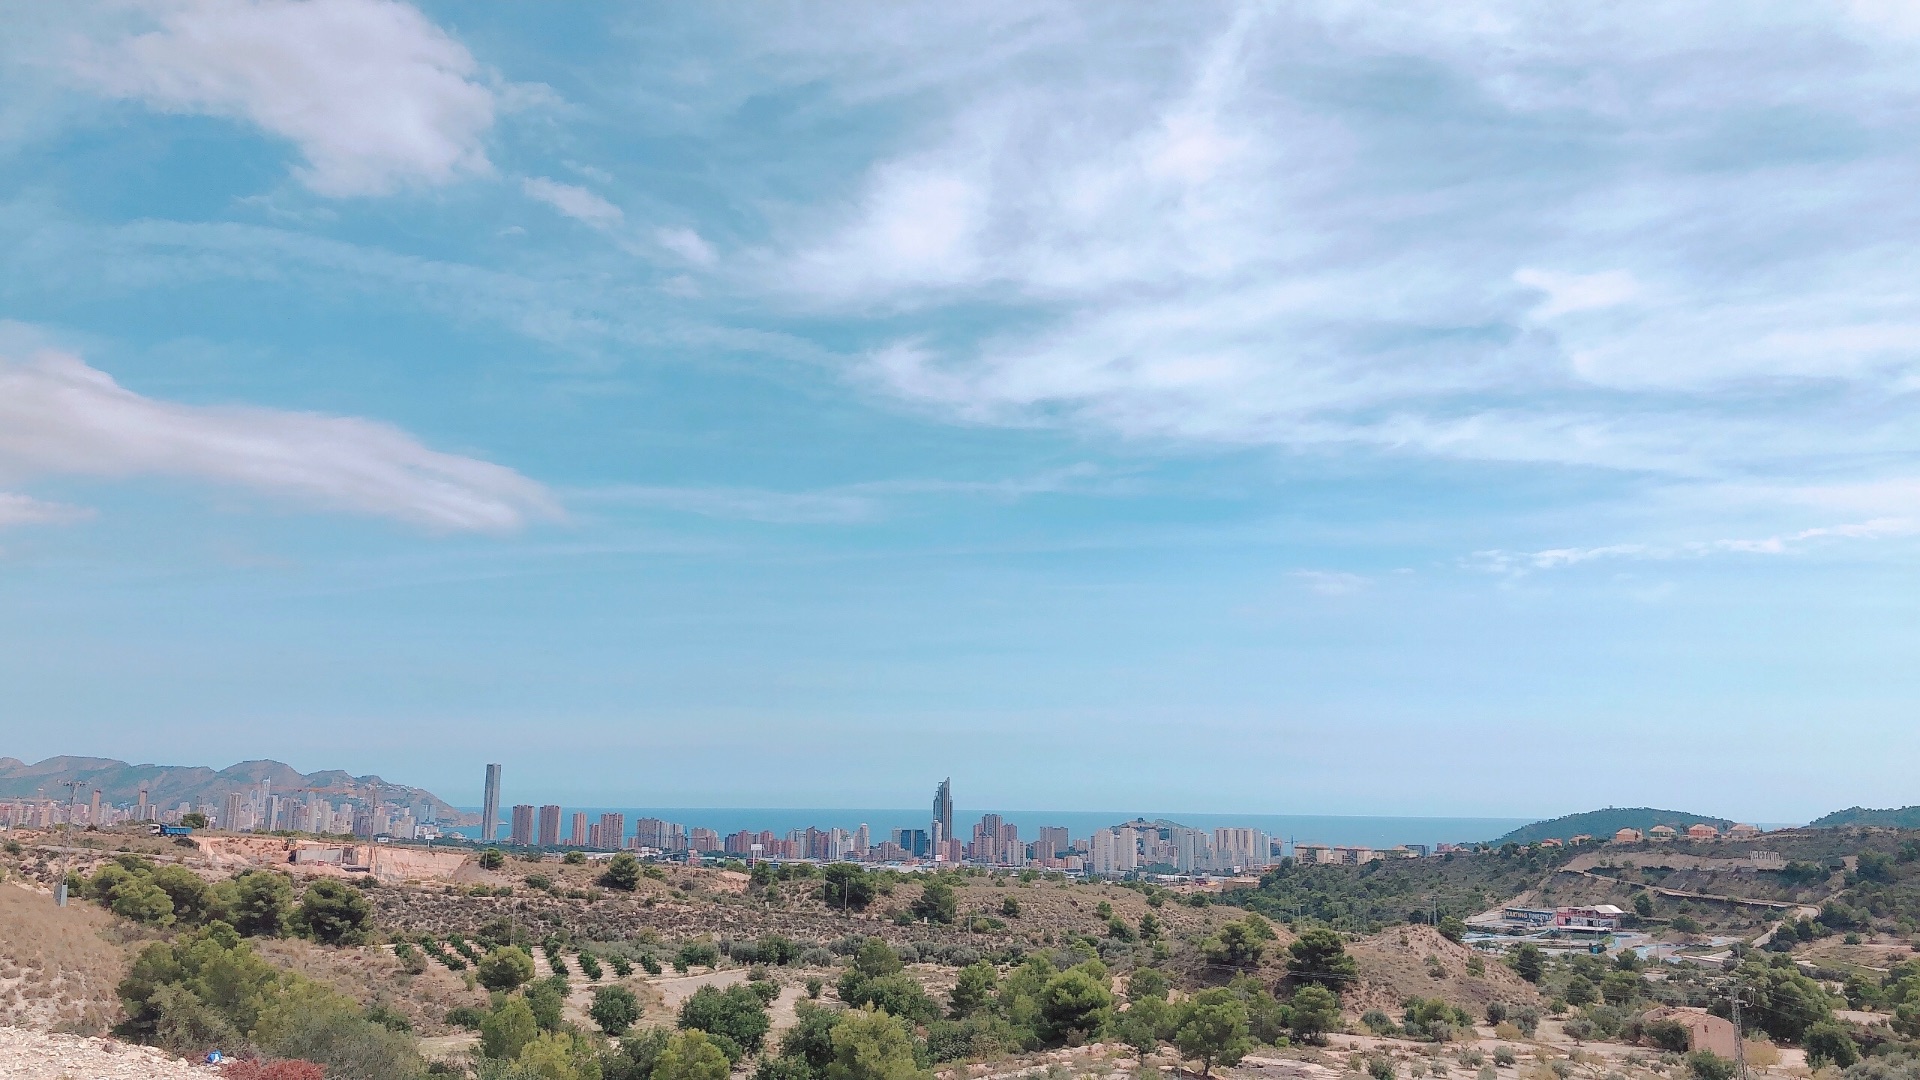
[[1469, 518, 1920, 575], [760, 2, 1920, 499], [523, 177, 624, 230], [0, 492, 93, 530], [72, 0, 498, 197], [0, 349, 557, 531]]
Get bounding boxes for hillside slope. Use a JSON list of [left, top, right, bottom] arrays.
[[0, 755, 464, 822], [1492, 807, 1733, 845], [1810, 805, 1920, 828]]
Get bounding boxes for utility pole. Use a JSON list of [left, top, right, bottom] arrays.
[[1731, 989, 1750, 1080], [56, 780, 83, 907]]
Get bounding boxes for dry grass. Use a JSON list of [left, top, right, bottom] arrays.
[[1345, 925, 1543, 1018], [251, 937, 487, 1036], [0, 881, 135, 1033]]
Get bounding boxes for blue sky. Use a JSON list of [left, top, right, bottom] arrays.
[[3, 2, 1919, 823]]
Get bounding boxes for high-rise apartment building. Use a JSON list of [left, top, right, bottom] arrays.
[[480, 764, 502, 843], [538, 805, 562, 847], [596, 813, 625, 850], [1036, 826, 1070, 859], [510, 804, 535, 847], [569, 812, 588, 846], [932, 778, 953, 846], [1213, 827, 1271, 871], [690, 827, 720, 853]]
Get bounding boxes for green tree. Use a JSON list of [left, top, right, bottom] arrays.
[[1803, 1023, 1860, 1068], [822, 864, 875, 911], [180, 812, 208, 829], [1204, 916, 1276, 969], [1002, 896, 1021, 918], [528, 975, 570, 1032], [655, 1030, 732, 1080], [950, 961, 998, 1018], [115, 924, 282, 1048], [1632, 892, 1656, 918], [478, 849, 506, 870], [776, 1000, 845, 1078], [1564, 975, 1597, 1007], [477, 947, 537, 992], [481, 996, 540, 1060], [911, 880, 957, 924], [1176, 988, 1252, 1076], [592, 986, 641, 1037], [601, 853, 641, 891], [1287, 929, 1358, 992], [297, 879, 371, 945], [1129, 967, 1170, 1001], [150, 866, 219, 925], [826, 1007, 927, 1080], [1118, 995, 1177, 1057], [225, 871, 294, 937], [1040, 962, 1115, 1045], [111, 879, 177, 926], [1687, 1051, 1736, 1080], [1509, 943, 1544, 984], [1437, 916, 1467, 944], [1733, 957, 1835, 1042], [1289, 985, 1341, 1043], [562, 850, 586, 865], [1139, 912, 1163, 941], [679, 984, 771, 1059], [1599, 969, 1642, 1006]]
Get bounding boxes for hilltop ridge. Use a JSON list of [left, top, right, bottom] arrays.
[[1491, 806, 1735, 845], [0, 755, 464, 823]]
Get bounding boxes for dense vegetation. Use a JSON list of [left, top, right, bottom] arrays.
[[1492, 808, 1734, 846], [1816, 807, 1920, 829], [1230, 845, 1581, 932]]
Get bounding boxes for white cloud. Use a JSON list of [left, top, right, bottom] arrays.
[[74, 0, 496, 197], [1471, 518, 1920, 573], [0, 350, 557, 531], [523, 177, 624, 230], [760, 3, 1920, 487], [0, 492, 93, 529], [1513, 268, 1641, 319], [1291, 570, 1370, 596], [656, 227, 717, 267]]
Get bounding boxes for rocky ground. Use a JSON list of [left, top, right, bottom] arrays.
[[0, 1027, 209, 1079]]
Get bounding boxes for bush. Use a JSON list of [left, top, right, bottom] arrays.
[[678, 984, 771, 1060], [221, 1061, 326, 1080], [296, 880, 371, 945], [593, 986, 642, 1037], [445, 1006, 487, 1031], [601, 853, 642, 891], [1644, 1019, 1691, 1053], [476, 947, 537, 992], [1687, 1052, 1735, 1080], [1493, 1047, 1516, 1067]]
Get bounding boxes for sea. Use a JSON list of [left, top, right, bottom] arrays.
[[450, 808, 1533, 851]]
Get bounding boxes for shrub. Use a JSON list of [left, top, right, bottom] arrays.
[[1687, 1051, 1735, 1080], [476, 947, 537, 992], [445, 1006, 487, 1031], [221, 1061, 326, 1080], [1493, 1047, 1517, 1067], [296, 880, 371, 945], [593, 986, 641, 1037]]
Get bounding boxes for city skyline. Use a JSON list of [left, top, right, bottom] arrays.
[[8, 4, 1920, 821]]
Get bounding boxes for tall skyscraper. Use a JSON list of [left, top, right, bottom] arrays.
[[510, 804, 535, 846], [597, 812, 625, 850], [538, 805, 562, 847], [480, 764, 502, 843], [932, 778, 953, 846], [569, 812, 588, 846]]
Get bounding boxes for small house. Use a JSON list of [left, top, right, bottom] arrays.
[[1648, 825, 1678, 841], [1613, 828, 1643, 843], [1686, 823, 1720, 840]]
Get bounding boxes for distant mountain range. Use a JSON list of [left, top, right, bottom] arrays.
[[1809, 806, 1920, 828], [0, 756, 467, 823], [1492, 807, 1736, 845]]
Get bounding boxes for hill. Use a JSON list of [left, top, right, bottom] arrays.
[[1809, 805, 1920, 828], [0, 755, 465, 823], [1491, 806, 1733, 845]]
